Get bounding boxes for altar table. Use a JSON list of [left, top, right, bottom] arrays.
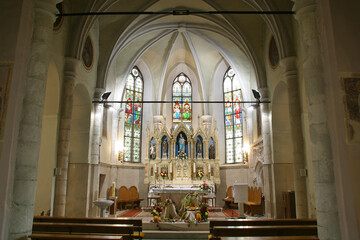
[[148, 187, 207, 210]]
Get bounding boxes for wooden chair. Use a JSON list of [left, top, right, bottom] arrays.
[[125, 186, 144, 209], [222, 186, 237, 209], [244, 186, 263, 215], [117, 186, 129, 210]]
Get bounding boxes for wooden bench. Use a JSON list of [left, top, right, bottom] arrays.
[[29, 233, 123, 240], [219, 237, 319, 240], [117, 186, 144, 210], [222, 186, 237, 209], [212, 225, 317, 238], [32, 222, 134, 240], [33, 216, 144, 239], [209, 219, 318, 240], [244, 187, 262, 216]]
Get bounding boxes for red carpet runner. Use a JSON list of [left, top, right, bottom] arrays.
[[117, 209, 142, 217]]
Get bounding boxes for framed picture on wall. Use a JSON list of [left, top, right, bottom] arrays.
[[82, 36, 94, 70], [0, 64, 12, 139]]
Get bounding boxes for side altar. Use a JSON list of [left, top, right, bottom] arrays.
[[144, 116, 221, 194]]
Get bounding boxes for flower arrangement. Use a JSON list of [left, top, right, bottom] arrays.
[[199, 180, 211, 193], [196, 170, 205, 180], [177, 151, 187, 160], [151, 204, 162, 217], [160, 170, 168, 179], [199, 202, 209, 222]]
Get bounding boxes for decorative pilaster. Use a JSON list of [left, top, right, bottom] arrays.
[[258, 88, 275, 218], [8, 1, 57, 239], [88, 88, 104, 217], [53, 58, 80, 216], [294, 1, 341, 239], [280, 57, 309, 218]]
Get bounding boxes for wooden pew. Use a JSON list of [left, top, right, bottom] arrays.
[[32, 222, 134, 240], [29, 233, 123, 240], [33, 216, 144, 239], [219, 237, 319, 240], [210, 219, 317, 231], [209, 219, 317, 240], [212, 225, 317, 238]]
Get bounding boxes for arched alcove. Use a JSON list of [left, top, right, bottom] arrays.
[[35, 60, 60, 216], [66, 84, 91, 217], [271, 81, 294, 218]]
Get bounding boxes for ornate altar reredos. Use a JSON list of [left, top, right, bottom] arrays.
[[144, 117, 220, 188]]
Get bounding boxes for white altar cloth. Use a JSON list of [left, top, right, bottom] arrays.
[[150, 187, 202, 195]]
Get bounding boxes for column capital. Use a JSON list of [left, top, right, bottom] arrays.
[[293, 0, 317, 19], [35, 0, 58, 21], [280, 56, 298, 80], [94, 88, 105, 101], [258, 87, 270, 100]]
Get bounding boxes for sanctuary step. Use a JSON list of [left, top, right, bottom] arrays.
[[143, 230, 208, 239]]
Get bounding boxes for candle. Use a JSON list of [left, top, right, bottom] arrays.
[[193, 162, 196, 173], [208, 163, 211, 173], [112, 182, 116, 197], [170, 162, 172, 173], [154, 163, 157, 172]]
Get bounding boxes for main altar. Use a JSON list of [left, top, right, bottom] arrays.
[[144, 116, 221, 207]]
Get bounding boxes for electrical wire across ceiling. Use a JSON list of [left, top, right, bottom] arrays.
[[92, 100, 270, 104], [58, 10, 295, 17]]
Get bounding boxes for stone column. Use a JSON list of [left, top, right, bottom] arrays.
[[8, 1, 57, 239], [280, 57, 309, 218], [88, 89, 104, 217], [258, 88, 275, 218], [294, 1, 341, 239], [53, 58, 80, 216]]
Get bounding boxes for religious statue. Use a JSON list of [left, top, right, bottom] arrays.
[[179, 133, 185, 153], [196, 138, 202, 158], [209, 143, 215, 159], [162, 138, 168, 158], [150, 143, 156, 159]]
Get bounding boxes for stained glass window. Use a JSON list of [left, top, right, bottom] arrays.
[[223, 67, 243, 163], [172, 73, 192, 127], [124, 66, 143, 162]]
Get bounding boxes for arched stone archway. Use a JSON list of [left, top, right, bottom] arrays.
[[271, 81, 294, 218], [35, 60, 60, 216], [66, 84, 91, 217]]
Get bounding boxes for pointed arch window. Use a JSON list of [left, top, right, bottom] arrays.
[[223, 67, 243, 163], [123, 66, 143, 162], [172, 73, 192, 127]]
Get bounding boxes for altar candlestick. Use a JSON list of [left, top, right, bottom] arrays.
[[112, 182, 116, 197]]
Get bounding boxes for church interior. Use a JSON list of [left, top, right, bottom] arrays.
[[0, 0, 360, 240]]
